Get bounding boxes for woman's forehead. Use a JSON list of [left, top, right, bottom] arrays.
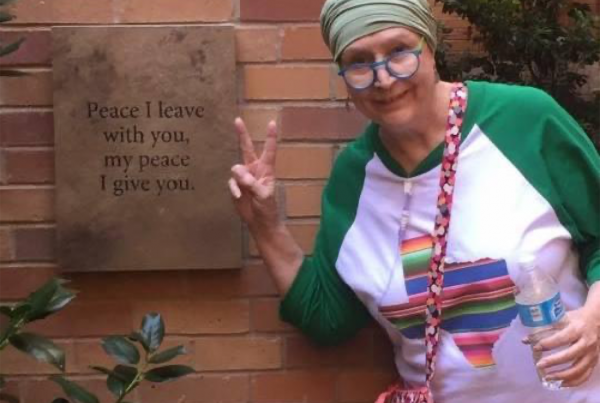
[[342, 27, 419, 56]]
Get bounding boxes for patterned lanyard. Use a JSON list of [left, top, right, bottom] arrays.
[[424, 82, 467, 385]]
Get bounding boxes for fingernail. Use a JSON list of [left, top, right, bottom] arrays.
[[522, 337, 530, 345], [533, 345, 543, 352]]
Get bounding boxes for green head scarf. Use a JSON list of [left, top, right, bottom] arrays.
[[320, 0, 438, 62]]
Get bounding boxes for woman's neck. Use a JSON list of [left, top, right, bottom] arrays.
[[379, 81, 453, 174]]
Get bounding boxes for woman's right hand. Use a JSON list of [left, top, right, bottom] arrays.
[[229, 117, 280, 230]]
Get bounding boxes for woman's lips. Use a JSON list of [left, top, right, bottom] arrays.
[[372, 91, 406, 108]]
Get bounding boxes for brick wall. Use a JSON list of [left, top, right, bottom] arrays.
[[0, 1, 597, 402]]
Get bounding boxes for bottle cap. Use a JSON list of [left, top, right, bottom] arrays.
[[519, 254, 536, 272]]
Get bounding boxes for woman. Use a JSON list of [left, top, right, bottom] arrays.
[[228, 0, 600, 401]]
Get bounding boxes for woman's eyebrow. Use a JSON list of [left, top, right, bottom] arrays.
[[342, 48, 372, 63], [343, 38, 414, 63]]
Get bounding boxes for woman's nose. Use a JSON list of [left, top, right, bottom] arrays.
[[373, 65, 395, 89]]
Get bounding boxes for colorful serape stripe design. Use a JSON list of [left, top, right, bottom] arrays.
[[380, 235, 518, 368]]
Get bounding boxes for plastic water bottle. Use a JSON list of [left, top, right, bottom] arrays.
[[515, 255, 569, 390]]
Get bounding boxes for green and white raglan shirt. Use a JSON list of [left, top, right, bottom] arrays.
[[280, 81, 600, 403]]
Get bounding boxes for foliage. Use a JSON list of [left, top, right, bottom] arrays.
[[435, 0, 600, 148], [0, 0, 25, 75], [51, 313, 194, 403], [0, 278, 77, 403]]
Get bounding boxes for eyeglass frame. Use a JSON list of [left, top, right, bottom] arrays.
[[338, 37, 425, 91]]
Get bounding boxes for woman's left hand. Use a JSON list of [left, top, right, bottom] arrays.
[[533, 306, 600, 387]]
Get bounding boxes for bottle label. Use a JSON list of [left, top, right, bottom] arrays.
[[516, 292, 565, 327]]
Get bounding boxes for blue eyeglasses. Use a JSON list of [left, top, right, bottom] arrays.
[[338, 37, 425, 90]]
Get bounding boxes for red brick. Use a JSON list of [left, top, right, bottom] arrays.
[[183, 263, 279, 298], [236, 27, 280, 63], [0, 30, 51, 66], [118, 0, 235, 23], [138, 374, 248, 403], [285, 331, 372, 368], [0, 341, 72, 375], [131, 299, 250, 334], [194, 336, 282, 370], [288, 221, 319, 253], [27, 300, 134, 337], [10, 0, 234, 23], [282, 106, 367, 141], [285, 183, 324, 217], [0, 111, 54, 146], [0, 149, 5, 184], [250, 297, 295, 332], [6, 0, 54, 25], [372, 328, 397, 370], [70, 270, 190, 301], [337, 369, 397, 403], [241, 0, 325, 22], [14, 226, 56, 261], [0, 71, 53, 106], [445, 38, 480, 53], [3, 148, 54, 184], [244, 65, 330, 100], [0, 265, 58, 299], [251, 369, 337, 403], [0, 188, 54, 222], [0, 227, 15, 261], [240, 107, 280, 141], [21, 378, 114, 403], [282, 26, 331, 60], [0, 380, 20, 401], [333, 70, 349, 99], [276, 145, 333, 179]]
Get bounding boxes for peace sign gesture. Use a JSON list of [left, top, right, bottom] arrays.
[[229, 117, 280, 229]]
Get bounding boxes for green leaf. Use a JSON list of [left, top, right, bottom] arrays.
[[0, 11, 13, 23], [0, 307, 12, 318], [106, 373, 124, 397], [101, 336, 140, 365], [140, 313, 164, 352], [24, 278, 59, 321], [148, 345, 187, 364], [50, 376, 99, 403], [44, 287, 76, 318], [144, 365, 194, 383], [0, 0, 16, 6], [106, 365, 136, 398], [0, 392, 19, 403], [8, 304, 31, 322], [0, 37, 24, 57], [127, 331, 149, 353], [26, 278, 76, 322], [9, 333, 65, 371]]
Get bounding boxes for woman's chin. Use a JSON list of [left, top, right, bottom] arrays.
[[371, 106, 414, 129]]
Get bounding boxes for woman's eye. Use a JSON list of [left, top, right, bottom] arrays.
[[350, 58, 368, 65]]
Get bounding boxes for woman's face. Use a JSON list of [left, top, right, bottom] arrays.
[[339, 27, 437, 129]]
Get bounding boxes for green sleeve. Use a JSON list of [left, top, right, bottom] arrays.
[[279, 255, 371, 346], [541, 101, 600, 284], [279, 129, 376, 346]]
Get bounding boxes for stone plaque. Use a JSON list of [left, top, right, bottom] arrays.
[[52, 26, 241, 271]]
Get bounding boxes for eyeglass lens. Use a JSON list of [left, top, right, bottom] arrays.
[[344, 52, 419, 89]]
